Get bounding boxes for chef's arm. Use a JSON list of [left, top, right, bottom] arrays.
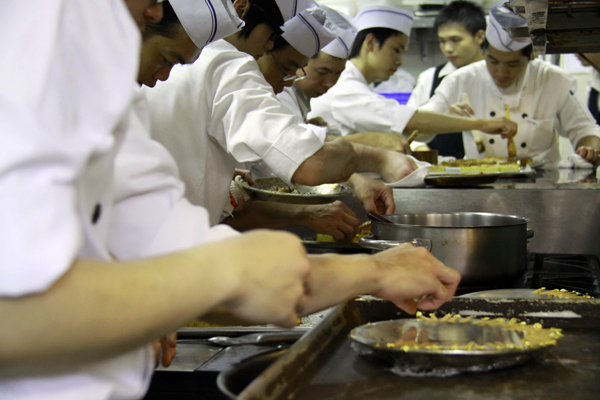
[[223, 200, 360, 240], [301, 245, 461, 316], [341, 132, 410, 153], [0, 231, 309, 375], [405, 110, 517, 138], [292, 139, 417, 186]]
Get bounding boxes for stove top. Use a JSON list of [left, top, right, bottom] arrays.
[[453, 253, 600, 298]]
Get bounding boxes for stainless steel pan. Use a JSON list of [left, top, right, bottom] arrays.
[[359, 212, 534, 286]]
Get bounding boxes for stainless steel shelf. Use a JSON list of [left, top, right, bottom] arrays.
[[507, 0, 600, 54]]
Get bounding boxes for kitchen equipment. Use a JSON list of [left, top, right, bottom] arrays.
[[231, 297, 600, 400], [367, 212, 393, 224], [241, 177, 351, 204], [424, 173, 499, 187], [217, 348, 288, 399], [359, 212, 533, 286], [459, 288, 593, 299], [349, 318, 558, 376], [178, 331, 306, 347]]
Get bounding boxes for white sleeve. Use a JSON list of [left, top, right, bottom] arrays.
[[277, 87, 305, 122], [110, 93, 238, 260], [556, 78, 600, 146], [211, 58, 324, 184], [315, 81, 417, 135], [407, 67, 435, 108], [0, 0, 139, 296]]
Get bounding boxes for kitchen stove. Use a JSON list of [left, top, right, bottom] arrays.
[[144, 251, 600, 400], [456, 253, 600, 297]]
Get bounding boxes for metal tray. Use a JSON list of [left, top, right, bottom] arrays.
[[235, 297, 600, 400], [242, 177, 351, 204], [424, 173, 499, 187]]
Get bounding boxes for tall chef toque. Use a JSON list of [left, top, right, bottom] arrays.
[[321, 7, 357, 59], [354, 5, 414, 36], [281, 6, 338, 57], [485, 1, 531, 52], [170, 0, 244, 48]]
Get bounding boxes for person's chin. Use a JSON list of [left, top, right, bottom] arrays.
[[495, 79, 511, 88], [143, 80, 157, 88]]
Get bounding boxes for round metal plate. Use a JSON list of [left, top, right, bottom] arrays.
[[242, 177, 351, 204]]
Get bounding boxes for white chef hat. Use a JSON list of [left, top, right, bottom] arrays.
[[275, 0, 316, 22], [170, 0, 244, 48], [485, 1, 531, 52], [320, 8, 357, 59], [281, 6, 337, 57], [355, 5, 414, 36]]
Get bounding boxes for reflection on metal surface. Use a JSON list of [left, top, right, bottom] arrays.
[[507, 0, 600, 54]]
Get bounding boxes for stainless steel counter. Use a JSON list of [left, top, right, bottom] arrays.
[[390, 168, 600, 255]]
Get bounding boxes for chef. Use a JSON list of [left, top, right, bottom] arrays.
[[406, 0, 487, 158], [147, 1, 414, 226], [421, 1, 600, 163], [275, 12, 409, 153], [0, 1, 312, 398], [576, 53, 600, 125], [309, 5, 517, 146]]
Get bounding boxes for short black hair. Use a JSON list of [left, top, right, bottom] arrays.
[[434, 1, 486, 36], [144, 1, 180, 39], [238, 0, 284, 39], [348, 28, 404, 59], [482, 38, 534, 58]]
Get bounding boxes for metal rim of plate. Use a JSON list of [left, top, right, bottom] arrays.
[[242, 177, 351, 204], [349, 319, 552, 374]]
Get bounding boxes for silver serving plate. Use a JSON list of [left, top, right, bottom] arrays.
[[242, 177, 351, 204], [350, 319, 552, 376]]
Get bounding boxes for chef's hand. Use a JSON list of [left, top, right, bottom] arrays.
[[302, 201, 360, 241], [222, 230, 310, 328], [378, 152, 418, 183], [152, 331, 177, 368], [347, 173, 395, 215], [479, 117, 517, 139], [233, 168, 254, 185], [370, 244, 461, 315], [576, 146, 600, 163], [448, 102, 475, 118]]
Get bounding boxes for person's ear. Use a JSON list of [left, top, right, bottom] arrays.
[[474, 29, 485, 46], [232, 0, 250, 19], [365, 33, 377, 52]]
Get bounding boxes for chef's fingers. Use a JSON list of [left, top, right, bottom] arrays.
[[394, 299, 418, 315], [160, 332, 178, 367], [577, 146, 599, 162]]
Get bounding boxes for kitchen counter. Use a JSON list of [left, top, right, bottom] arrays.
[[386, 167, 600, 255]]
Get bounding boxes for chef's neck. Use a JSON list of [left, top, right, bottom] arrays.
[[350, 58, 378, 85]]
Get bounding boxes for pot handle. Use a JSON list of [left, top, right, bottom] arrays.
[[358, 235, 432, 252], [527, 228, 534, 239]]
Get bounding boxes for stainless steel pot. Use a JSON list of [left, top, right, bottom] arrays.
[[359, 212, 533, 286]]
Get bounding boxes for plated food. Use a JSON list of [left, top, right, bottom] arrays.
[[241, 177, 351, 204], [350, 313, 562, 376], [315, 220, 371, 244]]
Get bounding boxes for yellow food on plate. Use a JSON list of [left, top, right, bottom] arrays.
[[315, 220, 371, 243]]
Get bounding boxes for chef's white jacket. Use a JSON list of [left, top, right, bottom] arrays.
[[146, 40, 324, 225], [309, 61, 422, 139], [422, 59, 600, 162], [278, 84, 310, 122], [0, 1, 156, 399]]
